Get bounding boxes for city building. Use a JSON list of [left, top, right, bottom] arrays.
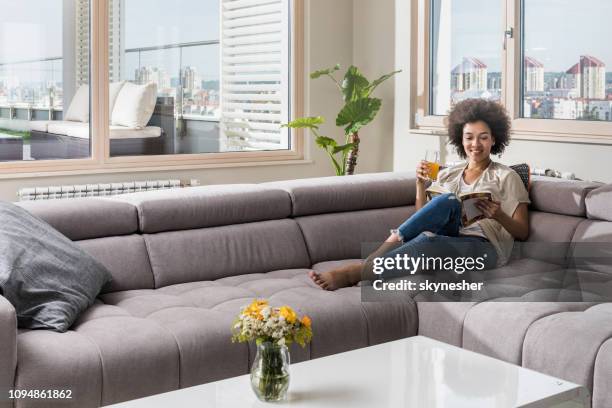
[[487, 72, 502, 90], [524, 56, 545, 93], [76, 0, 124, 86], [553, 98, 584, 120], [451, 57, 488, 92], [135, 67, 171, 89], [182, 66, 202, 91], [565, 55, 606, 100]]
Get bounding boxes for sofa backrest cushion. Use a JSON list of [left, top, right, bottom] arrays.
[[570, 220, 612, 274], [566, 219, 612, 300], [64, 84, 89, 123], [115, 185, 292, 234], [529, 177, 601, 217], [64, 82, 124, 123], [111, 82, 157, 128], [109, 81, 126, 113], [296, 206, 415, 264], [144, 219, 311, 287], [78, 235, 155, 293], [263, 172, 416, 217], [17, 198, 139, 240], [522, 211, 585, 265], [585, 184, 612, 221]]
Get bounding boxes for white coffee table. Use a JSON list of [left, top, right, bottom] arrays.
[[107, 336, 590, 408]]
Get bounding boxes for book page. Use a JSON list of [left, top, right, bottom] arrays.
[[460, 193, 492, 226], [462, 198, 485, 225]]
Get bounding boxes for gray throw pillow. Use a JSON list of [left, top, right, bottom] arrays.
[[0, 202, 112, 332]]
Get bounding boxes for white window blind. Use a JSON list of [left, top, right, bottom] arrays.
[[221, 0, 290, 151]]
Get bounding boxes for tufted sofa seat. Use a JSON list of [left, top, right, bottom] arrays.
[[2, 172, 612, 407]]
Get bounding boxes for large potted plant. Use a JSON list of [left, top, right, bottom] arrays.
[[284, 64, 400, 175]]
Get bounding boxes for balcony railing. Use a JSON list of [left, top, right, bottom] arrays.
[[0, 56, 63, 113], [0, 39, 220, 124], [124, 40, 220, 122]]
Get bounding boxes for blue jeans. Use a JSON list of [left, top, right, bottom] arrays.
[[381, 193, 498, 280]]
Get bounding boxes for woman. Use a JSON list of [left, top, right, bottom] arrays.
[[309, 98, 531, 290]]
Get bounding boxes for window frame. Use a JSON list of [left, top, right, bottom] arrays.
[[412, 0, 612, 144], [0, 0, 305, 176]]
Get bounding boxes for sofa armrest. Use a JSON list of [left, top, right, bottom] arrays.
[[0, 295, 17, 406]]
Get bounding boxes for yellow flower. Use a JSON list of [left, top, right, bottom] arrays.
[[245, 299, 268, 320], [301, 315, 311, 328], [279, 306, 297, 324], [252, 299, 269, 308]]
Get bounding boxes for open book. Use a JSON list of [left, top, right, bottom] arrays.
[[426, 186, 492, 226]]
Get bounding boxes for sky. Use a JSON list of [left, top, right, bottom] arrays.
[[435, 0, 612, 73], [3, 0, 612, 80], [124, 0, 218, 49], [0, 0, 220, 81], [123, 0, 219, 80], [0, 1, 63, 62]]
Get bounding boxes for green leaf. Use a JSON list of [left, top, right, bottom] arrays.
[[336, 97, 382, 134], [315, 136, 337, 149], [341, 66, 370, 102], [328, 153, 343, 176], [282, 116, 325, 129], [365, 70, 401, 96], [332, 143, 356, 155], [310, 64, 341, 79]]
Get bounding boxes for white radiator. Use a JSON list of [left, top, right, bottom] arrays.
[[17, 179, 195, 201]]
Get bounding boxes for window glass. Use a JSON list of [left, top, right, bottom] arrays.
[[522, 0, 612, 121], [110, 0, 290, 157], [0, 0, 91, 161], [430, 0, 503, 116]]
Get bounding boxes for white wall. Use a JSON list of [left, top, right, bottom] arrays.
[[392, 0, 612, 184], [0, 0, 384, 201], [353, 0, 396, 173]]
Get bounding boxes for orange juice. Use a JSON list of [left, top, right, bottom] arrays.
[[427, 161, 440, 181]]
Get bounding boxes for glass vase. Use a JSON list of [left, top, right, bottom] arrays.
[[250, 342, 290, 402]]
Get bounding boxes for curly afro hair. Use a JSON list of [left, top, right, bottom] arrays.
[[446, 99, 511, 159]]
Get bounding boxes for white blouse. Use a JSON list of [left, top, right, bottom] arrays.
[[427, 161, 531, 266]]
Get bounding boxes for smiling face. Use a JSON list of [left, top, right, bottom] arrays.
[[462, 120, 495, 163]]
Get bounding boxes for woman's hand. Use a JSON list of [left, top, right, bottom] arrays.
[[416, 160, 430, 185], [475, 199, 503, 220]]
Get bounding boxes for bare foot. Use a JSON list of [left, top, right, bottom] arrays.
[[308, 262, 363, 291]]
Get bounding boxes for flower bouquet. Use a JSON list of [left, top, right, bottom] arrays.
[[231, 299, 312, 402]]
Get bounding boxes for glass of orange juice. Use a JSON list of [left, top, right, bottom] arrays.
[[424, 150, 441, 181]]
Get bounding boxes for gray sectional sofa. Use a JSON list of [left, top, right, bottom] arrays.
[[1, 172, 611, 407]]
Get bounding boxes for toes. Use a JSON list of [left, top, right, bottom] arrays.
[[308, 271, 325, 288]]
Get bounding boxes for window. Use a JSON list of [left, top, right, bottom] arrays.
[[110, 0, 222, 157], [111, 0, 290, 158], [0, 0, 302, 173], [522, 0, 612, 122], [415, 0, 612, 141], [430, 0, 502, 116], [0, 0, 91, 162]]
